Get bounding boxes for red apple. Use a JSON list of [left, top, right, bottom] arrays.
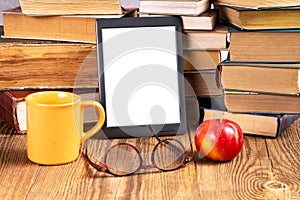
[[195, 119, 244, 161]]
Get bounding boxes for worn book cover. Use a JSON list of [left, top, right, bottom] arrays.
[[183, 25, 228, 50], [139, 0, 210, 16], [217, 5, 300, 30], [19, 0, 122, 16], [140, 9, 217, 30], [0, 89, 99, 133], [214, 0, 300, 9], [0, 41, 98, 90], [222, 91, 300, 114], [217, 62, 300, 94], [0, 90, 30, 133], [2, 7, 129, 43], [201, 108, 300, 137], [229, 27, 300, 62]]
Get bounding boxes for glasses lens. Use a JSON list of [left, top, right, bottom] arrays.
[[153, 139, 186, 171], [105, 143, 141, 176]]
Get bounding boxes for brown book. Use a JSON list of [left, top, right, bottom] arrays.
[[0, 90, 32, 133], [140, 10, 217, 30], [0, 89, 99, 133], [183, 25, 228, 50], [202, 108, 300, 137], [222, 91, 300, 114], [0, 41, 98, 90], [229, 29, 300, 62], [214, 0, 300, 9], [183, 49, 228, 70], [219, 62, 300, 95], [185, 70, 223, 97], [19, 0, 122, 16], [217, 5, 300, 30], [2, 7, 126, 43], [139, 0, 210, 16], [180, 10, 217, 30]]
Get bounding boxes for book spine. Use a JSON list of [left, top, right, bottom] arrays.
[[0, 91, 21, 132], [276, 115, 300, 137], [216, 63, 222, 89]]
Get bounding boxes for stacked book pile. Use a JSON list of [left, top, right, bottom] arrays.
[[0, 0, 135, 133], [200, 0, 300, 137], [139, 0, 228, 101]]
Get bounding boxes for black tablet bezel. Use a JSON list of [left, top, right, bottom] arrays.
[[96, 16, 186, 138]]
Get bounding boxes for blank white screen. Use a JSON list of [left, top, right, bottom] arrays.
[[102, 26, 180, 127]]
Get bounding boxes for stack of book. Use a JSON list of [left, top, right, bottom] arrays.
[[199, 0, 300, 137], [139, 0, 228, 98], [0, 0, 136, 133]]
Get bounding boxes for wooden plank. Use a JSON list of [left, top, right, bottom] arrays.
[[0, 120, 39, 200], [86, 134, 198, 199], [25, 132, 198, 199], [190, 119, 300, 199], [264, 118, 300, 199], [0, 116, 299, 199]]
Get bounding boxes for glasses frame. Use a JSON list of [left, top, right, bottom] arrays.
[[84, 134, 193, 177]]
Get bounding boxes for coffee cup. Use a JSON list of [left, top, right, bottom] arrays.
[[25, 91, 105, 165]]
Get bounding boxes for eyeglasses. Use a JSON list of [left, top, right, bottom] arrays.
[[84, 128, 193, 176]]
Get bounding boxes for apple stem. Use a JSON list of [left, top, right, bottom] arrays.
[[219, 112, 226, 123]]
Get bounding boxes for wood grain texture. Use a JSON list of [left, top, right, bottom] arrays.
[[25, 131, 196, 199], [264, 119, 300, 199], [190, 118, 300, 200], [0, 118, 299, 199], [0, 122, 38, 200]]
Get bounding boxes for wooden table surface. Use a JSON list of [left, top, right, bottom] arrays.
[[0, 116, 299, 200]]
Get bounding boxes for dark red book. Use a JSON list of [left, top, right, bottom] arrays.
[[0, 90, 34, 133], [0, 89, 98, 133]]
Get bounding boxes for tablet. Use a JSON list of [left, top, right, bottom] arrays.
[[96, 16, 186, 138]]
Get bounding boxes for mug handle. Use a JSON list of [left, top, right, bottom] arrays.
[[79, 100, 105, 141]]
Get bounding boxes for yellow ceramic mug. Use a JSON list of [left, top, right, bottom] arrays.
[[25, 91, 105, 165]]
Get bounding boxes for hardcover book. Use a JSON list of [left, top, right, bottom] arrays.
[[139, 0, 210, 16], [0, 41, 98, 90], [218, 62, 300, 94], [180, 10, 217, 30], [213, 0, 300, 9], [217, 5, 300, 30], [229, 28, 300, 62], [198, 90, 300, 114], [222, 91, 300, 114], [202, 108, 300, 137], [2, 7, 128, 43], [140, 10, 217, 30], [185, 69, 223, 97], [19, 0, 122, 16], [0, 89, 99, 133], [0, 90, 30, 133], [183, 25, 228, 50], [183, 49, 228, 70]]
